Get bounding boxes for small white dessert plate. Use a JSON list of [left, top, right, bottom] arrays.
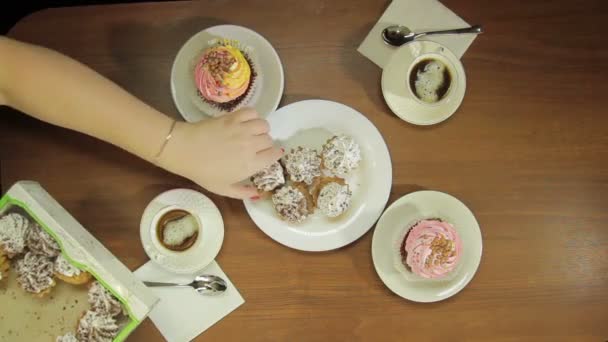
[[372, 190, 482, 302], [381, 41, 466, 125], [140, 189, 224, 274], [171, 24, 284, 121], [244, 99, 392, 252]]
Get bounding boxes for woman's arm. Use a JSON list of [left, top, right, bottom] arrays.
[[0, 36, 281, 199], [0, 36, 171, 163]]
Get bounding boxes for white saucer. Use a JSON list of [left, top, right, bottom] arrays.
[[381, 41, 466, 125], [171, 24, 284, 121], [140, 189, 224, 274], [244, 100, 392, 252], [371, 190, 482, 302]]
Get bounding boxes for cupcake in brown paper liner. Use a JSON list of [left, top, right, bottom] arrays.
[[393, 216, 463, 282]]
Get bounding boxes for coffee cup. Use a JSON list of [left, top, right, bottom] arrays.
[[150, 205, 202, 254], [407, 52, 457, 106]]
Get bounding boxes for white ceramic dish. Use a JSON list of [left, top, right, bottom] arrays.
[[372, 190, 482, 302], [171, 24, 284, 121], [244, 100, 392, 252], [140, 189, 224, 274], [381, 41, 466, 125]]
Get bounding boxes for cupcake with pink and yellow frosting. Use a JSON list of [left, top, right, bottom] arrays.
[[194, 41, 256, 114], [397, 219, 463, 279]]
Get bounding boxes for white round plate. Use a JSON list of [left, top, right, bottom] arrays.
[[381, 41, 466, 126], [171, 24, 284, 121], [140, 189, 224, 274], [244, 100, 392, 252], [372, 190, 482, 302]]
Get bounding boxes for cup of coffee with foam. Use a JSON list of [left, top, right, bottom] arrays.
[[407, 52, 456, 106], [151, 205, 201, 253]]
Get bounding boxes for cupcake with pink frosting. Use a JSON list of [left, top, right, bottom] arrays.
[[396, 219, 463, 279], [194, 40, 257, 114]]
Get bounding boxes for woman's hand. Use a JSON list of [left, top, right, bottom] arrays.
[[159, 108, 283, 199]]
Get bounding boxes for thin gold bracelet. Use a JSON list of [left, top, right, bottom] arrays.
[[154, 119, 177, 164]]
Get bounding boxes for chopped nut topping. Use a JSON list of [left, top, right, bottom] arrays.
[[425, 235, 455, 267]]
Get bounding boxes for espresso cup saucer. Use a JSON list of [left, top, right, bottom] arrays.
[[381, 40, 466, 126], [140, 189, 224, 274]]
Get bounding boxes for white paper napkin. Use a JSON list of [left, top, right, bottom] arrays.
[[358, 0, 477, 68], [134, 261, 244, 342]]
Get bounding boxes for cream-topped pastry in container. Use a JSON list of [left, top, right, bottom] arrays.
[[55, 332, 79, 342], [0, 212, 30, 258], [14, 251, 56, 298], [76, 309, 120, 342], [54, 253, 92, 285], [53, 281, 125, 341], [88, 281, 124, 317], [27, 223, 61, 258]]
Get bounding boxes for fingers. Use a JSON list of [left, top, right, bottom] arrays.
[[222, 183, 260, 200], [242, 118, 270, 135], [250, 134, 274, 152], [232, 107, 259, 123], [254, 146, 284, 170]]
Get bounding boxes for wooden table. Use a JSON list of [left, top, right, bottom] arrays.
[[2, 0, 607, 340]]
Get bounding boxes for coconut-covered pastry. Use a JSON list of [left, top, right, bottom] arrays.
[[0, 212, 31, 258], [271, 184, 313, 224], [321, 135, 361, 177], [26, 223, 61, 258], [54, 253, 92, 285], [14, 251, 56, 297], [283, 147, 322, 185], [56, 332, 79, 342], [251, 161, 286, 193], [313, 178, 352, 218], [76, 310, 120, 342], [88, 281, 123, 317]]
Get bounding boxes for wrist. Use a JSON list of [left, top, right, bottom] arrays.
[[155, 120, 194, 176], [153, 119, 178, 164]]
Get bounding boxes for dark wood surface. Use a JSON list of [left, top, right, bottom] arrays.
[[2, 0, 608, 340]]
